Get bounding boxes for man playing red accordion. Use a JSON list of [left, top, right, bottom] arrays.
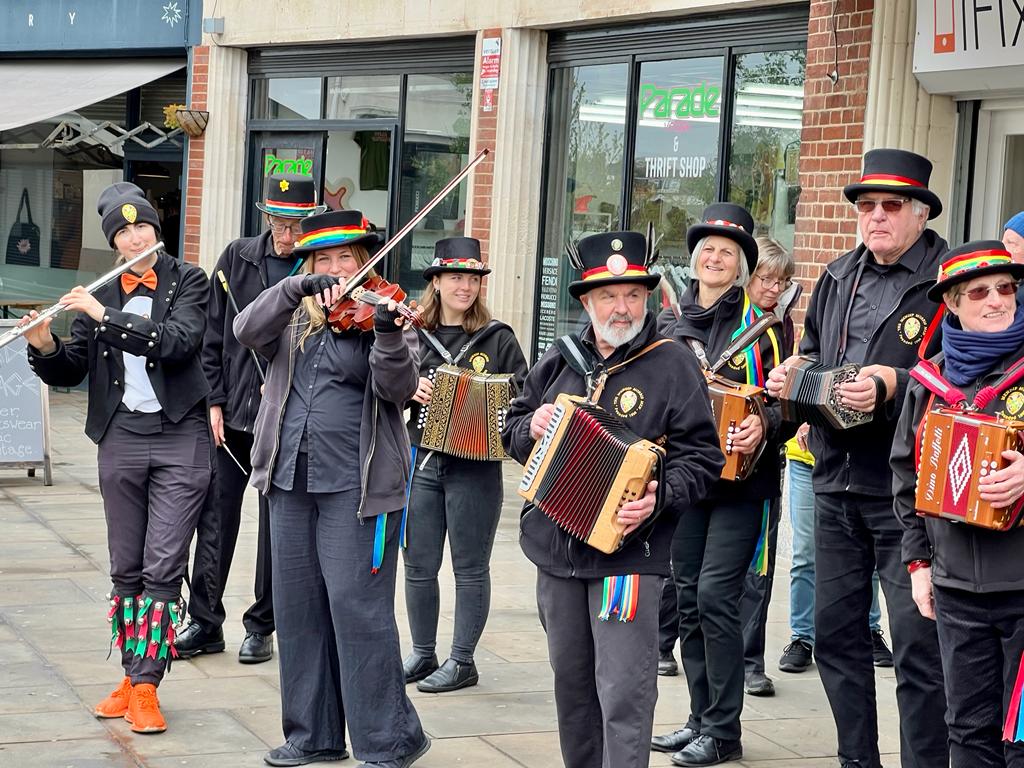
[[891, 241, 1024, 768], [501, 229, 723, 768]]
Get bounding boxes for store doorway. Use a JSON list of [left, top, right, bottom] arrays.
[[971, 101, 1024, 241]]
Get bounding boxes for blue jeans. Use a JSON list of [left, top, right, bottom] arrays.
[[788, 460, 882, 643]]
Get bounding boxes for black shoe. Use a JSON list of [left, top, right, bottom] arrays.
[[402, 653, 438, 684], [658, 651, 679, 677], [744, 672, 775, 697], [670, 735, 743, 766], [872, 630, 894, 667], [264, 742, 349, 766], [239, 632, 274, 664], [357, 737, 430, 767], [652, 726, 699, 753], [416, 658, 478, 693], [174, 622, 225, 658], [778, 638, 813, 673]]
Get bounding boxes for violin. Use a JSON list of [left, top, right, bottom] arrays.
[[326, 274, 422, 332]]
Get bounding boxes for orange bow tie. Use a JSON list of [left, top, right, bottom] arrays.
[[121, 269, 158, 294]]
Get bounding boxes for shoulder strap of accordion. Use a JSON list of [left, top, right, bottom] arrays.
[[554, 333, 597, 378], [452, 320, 503, 365], [686, 339, 711, 371], [417, 327, 456, 365], [417, 321, 504, 367], [909, 359, 968, 407], [709, 312, 781, 375]]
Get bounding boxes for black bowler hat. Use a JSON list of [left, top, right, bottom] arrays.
[[567, 230, 661, 300], [843, 148, 942, 219], [927, 240, 1024, 301], [422, 237, 491, 279], [686, 203, 759, 272], [255, 173, 327, 218], [291, 209, 384, 257]]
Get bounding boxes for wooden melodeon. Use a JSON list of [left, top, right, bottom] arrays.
[[706, 375, 768, 481], [419, 364, 517, 461], [779, 357, 873, 430], [518, 394, 665, 554], [915, 408, 1024, 531]]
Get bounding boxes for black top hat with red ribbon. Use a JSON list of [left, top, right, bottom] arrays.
[[843, 148, 942, 219], [566, 229, 661, 299], [686, 202, 759, 272]]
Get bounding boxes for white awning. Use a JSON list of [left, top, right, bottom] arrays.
[[0, 59, 185, 132]]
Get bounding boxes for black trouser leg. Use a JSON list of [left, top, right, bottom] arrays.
[[659, 564, 679, 656], [243, 490, 274, 634], [741, 497, 780, 676]]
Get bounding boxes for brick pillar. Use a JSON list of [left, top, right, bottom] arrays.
[[181, 45, 209, 266], [466, 29, 500, 292], [792, 0, 874, 325]]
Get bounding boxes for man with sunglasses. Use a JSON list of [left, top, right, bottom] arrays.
[[177, 174, 327, 663], [767, 149, 950, 768]]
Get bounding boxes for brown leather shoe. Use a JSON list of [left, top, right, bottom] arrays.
[[94, 676, 132, 718], [125, 683, 167, 733]]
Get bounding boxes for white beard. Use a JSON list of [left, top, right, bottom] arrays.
[[588, 307, 646, 349]]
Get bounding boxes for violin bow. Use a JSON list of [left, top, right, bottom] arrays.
[[329, 147, 491, 312]]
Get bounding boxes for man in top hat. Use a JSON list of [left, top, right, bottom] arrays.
[[766, 148, 950, 768], [502, 230, 724, 768], [177, 173, 326, 663]]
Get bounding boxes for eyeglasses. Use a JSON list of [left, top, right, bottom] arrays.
[[267, 219, 302, 236], [853, 198, 911, 214], [753, 274, 792, 291], [963, 281, 1019, 301]]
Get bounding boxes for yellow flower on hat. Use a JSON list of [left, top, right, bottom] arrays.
[[279, 179, 290, 192]]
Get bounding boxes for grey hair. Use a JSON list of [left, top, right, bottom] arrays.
[[911, 199, 930, 218], [753, 237, 795, 279], [692, 235, 749, 288]]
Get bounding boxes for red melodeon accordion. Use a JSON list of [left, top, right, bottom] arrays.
[[419, 364, 516, 461], [779, 357, 873, 430], [706, 375, 768, 481], [915, 408, 1024, 531], [518, 394, 665, 554]]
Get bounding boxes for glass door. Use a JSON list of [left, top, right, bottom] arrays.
[[323, 126, 395, 243], [971, 102, 1024, 242], [247, 132, 325, 236]]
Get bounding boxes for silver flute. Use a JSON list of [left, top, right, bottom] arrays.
[[0, 241, 165, 350]]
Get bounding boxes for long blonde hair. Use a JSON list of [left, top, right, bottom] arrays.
[[296, 244, 375, 350], [417, 274, 492, 334]]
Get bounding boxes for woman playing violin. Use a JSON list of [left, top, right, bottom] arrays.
[[233, 209, 430, 768]]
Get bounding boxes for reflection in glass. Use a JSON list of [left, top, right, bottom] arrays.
[[251, 78, 322, 120], [537, 63, 628, 356], [396, 74, 473, 290], [727, 50, 805, 252], [325, 75, 401, 120], [324, 131, 391, 231], [630, 56, 724, 310]]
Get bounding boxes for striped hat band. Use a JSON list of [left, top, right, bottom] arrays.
[[429, 257, 486, 271], [263, 199, 319, 216], [938, 249, 1013, 282], [297, 223, 369, 249], [858, 173, 926, 189]]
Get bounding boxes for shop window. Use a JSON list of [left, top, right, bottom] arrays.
[[325, 75, 401, 120], [395, 73, 473, 292], [251, 77, 323, 120], [324, 130, 392, 231], [537, 63, 629, 353], [726, 49, 805, 252]]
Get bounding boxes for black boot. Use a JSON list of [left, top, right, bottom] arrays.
[[402, 653, 438, 684], [239, 632, 274, 664], [671, 735, 743, 766], [174, 622, 225, 658], [416, 658, 478, 693]]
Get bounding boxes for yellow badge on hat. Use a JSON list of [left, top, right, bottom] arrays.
[[121, 204, 137, 223], [279, 179, 290, 192]]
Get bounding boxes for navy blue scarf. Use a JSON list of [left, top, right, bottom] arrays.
[[941, 303, 1024, 385]]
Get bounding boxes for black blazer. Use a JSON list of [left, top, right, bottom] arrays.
[[28, 251, 211, 443]]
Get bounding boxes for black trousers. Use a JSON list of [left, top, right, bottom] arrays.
[[740, 497, 780, 676], [98, 410, 210, 685], [536, 569, 661, 768], [814, 491, 948, 768], [187, 425, 274, 635], [674, 498, 763, 741], [933, 585, 1024, 768], [659, 563, 679, 656]]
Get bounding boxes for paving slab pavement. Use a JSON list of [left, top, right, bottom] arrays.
[[0, 391, 902, 767]]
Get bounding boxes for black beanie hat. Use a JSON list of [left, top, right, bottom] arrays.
[[97, 182, 162, 247]]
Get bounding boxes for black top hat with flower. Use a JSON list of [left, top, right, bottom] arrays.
[[422, 237, 491, 279], [566, 228, 661, 299], [686, 203, 759, 273], [255, 174, 327, 218], [927, 240, 1024, 301], [843, 148, 942, 219], [291, 210, 384, 257]]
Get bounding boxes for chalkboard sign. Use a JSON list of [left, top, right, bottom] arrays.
[[0, 319, 52, 485]]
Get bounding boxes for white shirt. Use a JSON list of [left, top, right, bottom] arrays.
[[120, 295, 161, 413]]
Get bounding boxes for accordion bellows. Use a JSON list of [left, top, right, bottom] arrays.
[[518, 394, 664, 554], [915, 408, 1024, 531], [420, 364, 516, 460], [780, 357, 873, 430]]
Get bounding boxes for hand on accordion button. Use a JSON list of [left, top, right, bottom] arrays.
[[412, 376, 433, 405], [729, 414, 764, 455], [840, 364, 897, 412], [530, 403, 558, 441], [766, 354, 802, 399], [977, 450, 1024, 508], [618, 480, 659, 536]]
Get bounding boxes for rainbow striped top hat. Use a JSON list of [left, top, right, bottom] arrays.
[[292, 209, 384, 257], [843, 148, 942, 219], [255, 174, 327, 219], [927, 240, 1024, 301]]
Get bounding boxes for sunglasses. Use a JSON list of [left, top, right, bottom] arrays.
[[853, 198, 911, 214], [962, 281, 1019, 301]]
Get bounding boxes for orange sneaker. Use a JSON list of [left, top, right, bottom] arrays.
[[125, 683, 166, 733], [93, 676, 132, 718]]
